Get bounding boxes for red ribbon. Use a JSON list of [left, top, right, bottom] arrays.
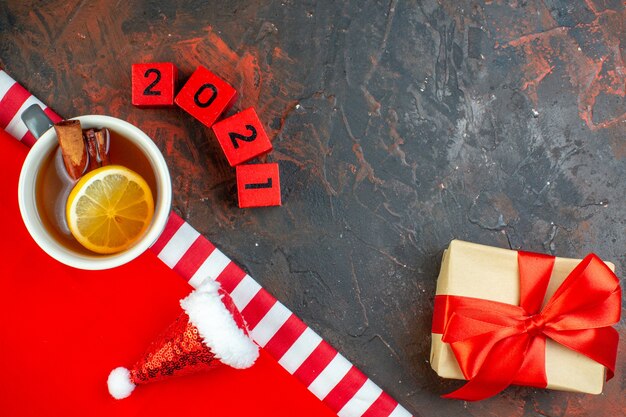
[[432, 251, 621, 401]]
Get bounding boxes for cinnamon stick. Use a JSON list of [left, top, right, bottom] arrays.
[[54, 120, 87, 180], [83, 128, 111, 172], [83, 129, 100, 171], [94, 128, 110, 166]]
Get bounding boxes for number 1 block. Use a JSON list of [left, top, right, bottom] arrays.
[[175, 66, 237, 127], [132, 63, 177, 107], [236, 163, 281, 208], [212, 107, 272, 166]]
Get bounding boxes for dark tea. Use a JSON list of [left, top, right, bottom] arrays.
[[35, 128, 157, 254]]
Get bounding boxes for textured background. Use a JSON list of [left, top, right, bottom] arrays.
[[2, 0, 626, 415]]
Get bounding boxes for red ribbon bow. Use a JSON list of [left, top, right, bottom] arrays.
[[435, 251, 621, 401]]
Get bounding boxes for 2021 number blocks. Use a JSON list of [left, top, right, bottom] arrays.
[[236, 163, 281, 208], [175, 66, 237, 128], [212, 107, 272, 167], [131, 63, 177, 107]]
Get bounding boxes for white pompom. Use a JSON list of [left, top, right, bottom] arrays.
[[107, 367, 136, 399]]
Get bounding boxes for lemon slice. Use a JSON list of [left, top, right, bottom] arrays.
[[66, 165, 154, 254]]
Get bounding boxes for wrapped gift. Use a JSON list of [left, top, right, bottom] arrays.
[[430, 240, 621, 401]]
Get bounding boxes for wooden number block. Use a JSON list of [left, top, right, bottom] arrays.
[[212, 107, 272, 166], [131, 63, 177, 107], [236, 163, 281, 208], [175, 66, 237, 127]]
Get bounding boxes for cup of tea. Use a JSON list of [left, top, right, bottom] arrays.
[[18, 108, 172, 270]]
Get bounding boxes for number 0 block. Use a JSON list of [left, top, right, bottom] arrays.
[[236, 163, 281, 208], [175, 66, 237, 127], [212, 107, 272, 166], [132, 63, 177, 107]]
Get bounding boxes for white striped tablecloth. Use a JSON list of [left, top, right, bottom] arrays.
[[0, 69, 412, 417]]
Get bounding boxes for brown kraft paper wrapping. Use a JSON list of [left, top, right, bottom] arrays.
[[430, 240, 615, 394]]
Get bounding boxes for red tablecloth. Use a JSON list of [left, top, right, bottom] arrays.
[[0, 129, 337, 417]]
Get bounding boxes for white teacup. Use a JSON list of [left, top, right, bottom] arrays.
[[18, 114, 172, 270]]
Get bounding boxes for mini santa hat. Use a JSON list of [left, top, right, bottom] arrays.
[[107, 279, 259, 399]]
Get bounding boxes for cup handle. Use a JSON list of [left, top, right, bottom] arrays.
[[22, 104, 54, 139]]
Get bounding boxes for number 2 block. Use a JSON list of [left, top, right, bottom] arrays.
[[236, 163, 281, 208], [175, 66, 237, 128], [212, 107, 272, 166], [131, 63, 177, 107]]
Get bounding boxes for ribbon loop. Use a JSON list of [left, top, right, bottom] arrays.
[[439, 251, 621, 401]]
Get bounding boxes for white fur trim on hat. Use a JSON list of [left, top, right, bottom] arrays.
[[180, 280, 259, 369], [107, 367, 136, 399]]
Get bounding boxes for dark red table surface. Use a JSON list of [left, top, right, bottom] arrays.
[[1, 1, 626, 416]]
